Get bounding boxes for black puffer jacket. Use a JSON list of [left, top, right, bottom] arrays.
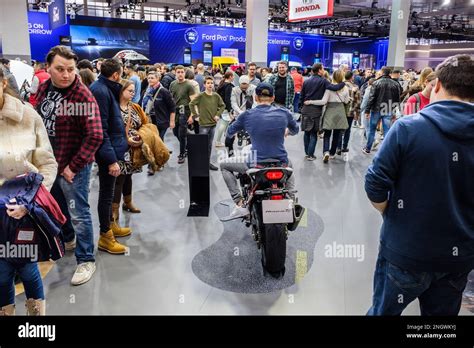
[[366, 75, 403, 115]]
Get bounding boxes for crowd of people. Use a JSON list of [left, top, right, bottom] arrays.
[[0, 45, 473, 316]]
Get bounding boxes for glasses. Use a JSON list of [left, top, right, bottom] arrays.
[[127, 90, 135, 94]]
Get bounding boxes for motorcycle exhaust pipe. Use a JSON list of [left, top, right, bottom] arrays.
[[287, 203, 305, 232]]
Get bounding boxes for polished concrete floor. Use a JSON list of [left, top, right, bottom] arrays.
[[16, 123, 474, 315]]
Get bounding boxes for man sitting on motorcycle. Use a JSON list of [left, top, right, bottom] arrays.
[[220, 82, 299, 220]]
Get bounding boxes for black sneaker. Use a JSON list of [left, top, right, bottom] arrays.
[[178, 155, 185, 164], [209, 163, 218, 171], [184, 150, 188, 158], [342, 148, 349, 153], [361, 147, 370, 155], [336, 148, 342, 156]]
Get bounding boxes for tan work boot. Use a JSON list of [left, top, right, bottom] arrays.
[[112, 203, 120, 221], [98, 230, 128, 254], [122, 195, 141, 213], [110, 220, 132, 237], [0, 304, 15, 316], [25, 299, 45, 316]]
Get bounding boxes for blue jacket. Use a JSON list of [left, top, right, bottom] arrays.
[[228, 104, 299, 164], [365, 100, 474, 272], [0, 173, 65, 264], [90, 75, 128, 166]]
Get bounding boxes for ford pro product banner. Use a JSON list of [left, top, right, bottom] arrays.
[[70, 17, 149, 61], [149, 21, 334, 67], [28, 11, 70, 62]]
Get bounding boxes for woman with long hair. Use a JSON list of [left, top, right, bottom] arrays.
[[110, 79, 149, 235], [0, 68, 57, 315]]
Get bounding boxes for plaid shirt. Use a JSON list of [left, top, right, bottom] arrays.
[[35, 76, 103, 174], [267, 73, 295, 110]]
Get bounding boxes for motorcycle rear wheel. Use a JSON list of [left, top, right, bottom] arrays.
[[261, 223, 287, 279]]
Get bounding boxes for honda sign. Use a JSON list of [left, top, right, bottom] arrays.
[[288, 0, 334, 22]]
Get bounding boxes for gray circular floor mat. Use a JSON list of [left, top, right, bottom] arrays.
[[191, 199, 324, 293]]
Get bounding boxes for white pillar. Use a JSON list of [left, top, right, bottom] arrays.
[[0, 0, 31, 61], [245, 0, 269, 67], [387, 0, 411, 70]]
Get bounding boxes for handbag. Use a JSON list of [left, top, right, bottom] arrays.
[[334, 89, 350, 117]]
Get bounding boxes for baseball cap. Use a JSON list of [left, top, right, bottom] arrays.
[[239, 75, 250, 85], [255, 82, 274, 97]]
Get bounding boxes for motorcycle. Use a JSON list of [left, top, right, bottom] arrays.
[[236, 159, 305, 278]]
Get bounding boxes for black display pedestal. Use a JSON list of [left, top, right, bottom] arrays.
[[187, 134, 210, 217]]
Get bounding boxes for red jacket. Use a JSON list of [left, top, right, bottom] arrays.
[[291, 72, 304, 93], [35, 76, 104, 174], [29, 69, 50, 107]]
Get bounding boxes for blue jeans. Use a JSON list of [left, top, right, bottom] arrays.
[[0, 260, 44, 306], [293, 93, 301, 113], [57, 164, 95, 264], [365, 112, 392, 151], [304, 129, 318, 157], [323, 129, 341, 155], [368, 254, 470, 316], [338, 117, 354, 150]]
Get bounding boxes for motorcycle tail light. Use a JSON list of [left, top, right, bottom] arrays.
[[265, 170, 284, 180], [270, 195, 284, 200]]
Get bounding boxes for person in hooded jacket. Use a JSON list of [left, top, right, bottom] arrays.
[[365, 55, 474, 316]]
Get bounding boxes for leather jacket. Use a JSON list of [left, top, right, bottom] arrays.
[[366, 75, 403, 115]]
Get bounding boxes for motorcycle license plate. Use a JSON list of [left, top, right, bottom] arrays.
[[262, 199, 294, 224]]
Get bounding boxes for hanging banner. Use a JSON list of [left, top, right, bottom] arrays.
[[288, 0, 334, 22], [49, 0, 67, 30]]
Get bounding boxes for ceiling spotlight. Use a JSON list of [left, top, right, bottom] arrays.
[[442, 0, 450, 5]]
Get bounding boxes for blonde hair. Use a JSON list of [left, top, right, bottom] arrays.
[[332, 69, 344, 84]]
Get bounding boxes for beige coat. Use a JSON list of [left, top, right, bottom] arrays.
[[0, 94, 57, 190]]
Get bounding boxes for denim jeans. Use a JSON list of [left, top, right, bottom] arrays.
[[158, 126, 168, 143], [293, 93, 301, 113], [366, 112, 392, 151], [338, 117, 354, 150], [323, 129, 341, 155], [215, 118, 230, 144], [304, 129, 318, 157], [0, 260, 44, 306], [199, 125, 216, 161], [367, 253, 470, 316], [57, 164, 95, 264], [172, 113, 188, 156], [97, 163, 117, 233]]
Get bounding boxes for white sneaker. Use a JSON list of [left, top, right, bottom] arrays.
[[71, 262, 96, 286], [215, 142, 225, 147], [220, 204, 250, 222], [64, 236, 76, 251]]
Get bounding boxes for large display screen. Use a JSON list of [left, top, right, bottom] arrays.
[[360, 54, 375, 70], [332, 52, 353, 70], [70, 18, 149, 60]]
